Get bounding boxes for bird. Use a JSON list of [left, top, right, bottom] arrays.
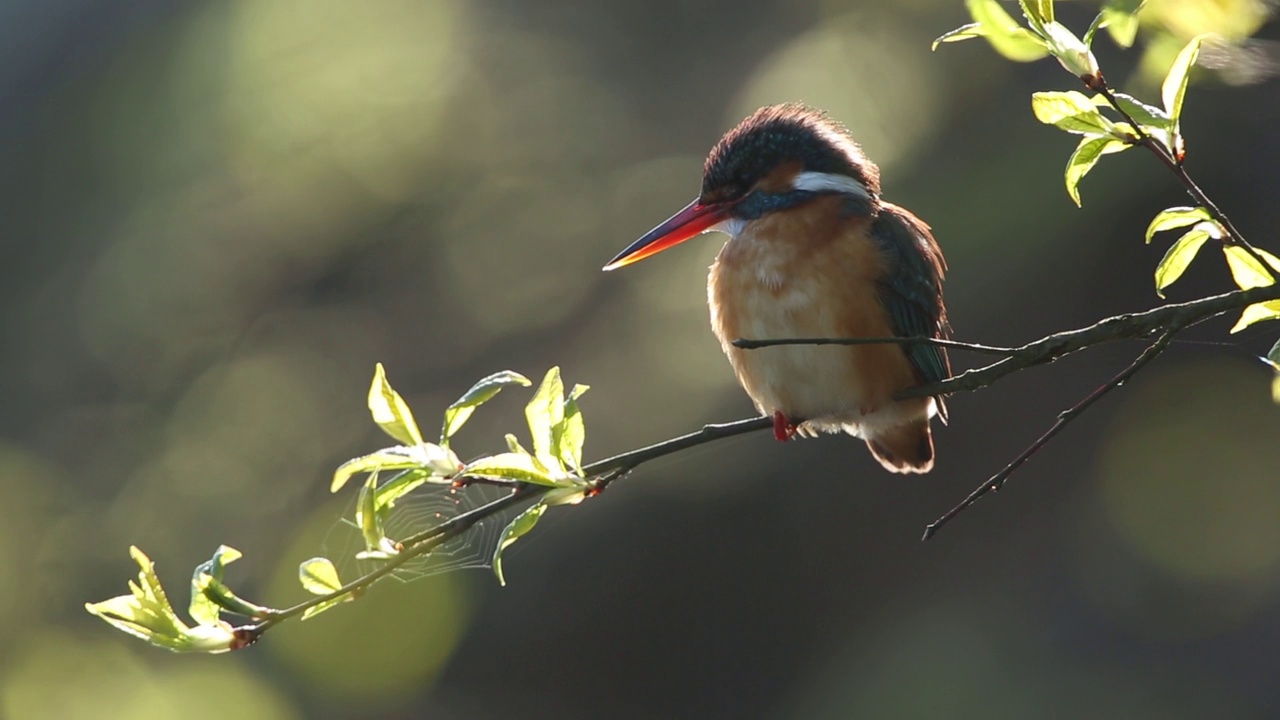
[[603, 104, 951, 473]]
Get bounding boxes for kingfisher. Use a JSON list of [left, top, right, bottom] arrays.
[[603, 104, 951, 473]]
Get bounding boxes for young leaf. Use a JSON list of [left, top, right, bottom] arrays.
[[440, 370, 531, 445], [1031, 91, 1116, 135], [298, 557, 343, 595], [525, 367, 566, 472], [1273, 375, 1280, 404], [1223, 246, 1280, 290], [1154, 228, 1210, 296], [1268, 338, 1280, 370], [492, 502, 547, 586], [1230, 301, 1280, 333], [189, 545, 242, 627], [86, 547, 239, 654], [1162, 34, 1209, 123], [368, 364, 424, 447], [332, 449, 422, 493], [932, 23, 986, 50], [1017, 0, 1052, 34], [1064, 135, 1129, 206], [1144, 207, 1212, 243], [356, 472, 386, 551], [965, 0, 1050, 62], [461, 452, 565, 486], [301, 595, 352, 622], [1042, 21, 1099, 80], [554, 384, 589, 473], [1095, 91, 1171, 129], [372, 468, 433, 515]]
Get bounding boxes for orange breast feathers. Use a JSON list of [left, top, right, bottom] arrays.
[[707, 196, 932, 434]]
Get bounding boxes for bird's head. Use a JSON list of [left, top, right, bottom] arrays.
[[604, 104, 880, 271]]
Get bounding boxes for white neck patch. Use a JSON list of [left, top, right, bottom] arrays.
[[709, 216, 748, 239], [791, 171, 871, 201]]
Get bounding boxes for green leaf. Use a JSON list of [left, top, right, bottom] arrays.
[[965, 0, 1050, 62], [1162, 34, 1209, 122], [461, 452, 565, 486], [492, 503, 547, 586], [1268, 338, 1280, 370], [1102, 5, 1141, 48], [331, 446, 447, 494], [356, 472, 386, 551], [1064, 135, 1129, 206], [1154, 228, 1211, 296], [504, 433, 529, 455], [554, 384, 589, 473], [1273, 375, 1280, 404], [86, 547, 239, 654], [1095, 91, 1171, 129], [372, 468, 434, 516], [1042, 21, 1099, 80], [1017, 0, 1052, 33], [525, 368, 565, 472], [301, 595, 352, 622], [188, 545, 241, 627], [932, 23, 986, 50], [1223, 246, 1280, 290], [298, 557, 343, 595], [440, 370, 531, 446], [1144, 207, 1212, 243], [1031, 91, 1116, 135], [368, 363, 424, 447], [1230, 301, 1280, 333]]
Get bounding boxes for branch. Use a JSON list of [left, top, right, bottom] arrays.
[[1094, 78, 1272, 275], [921, 330, 1175, 540], [733, 336, 1020, 357]]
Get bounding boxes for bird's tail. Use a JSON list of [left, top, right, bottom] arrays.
[[865, 419, 934, 474]]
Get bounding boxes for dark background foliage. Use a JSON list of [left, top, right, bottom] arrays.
[[3, 1, 1280, 717]]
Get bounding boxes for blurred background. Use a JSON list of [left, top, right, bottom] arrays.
[[3, 0, 1280, 717]]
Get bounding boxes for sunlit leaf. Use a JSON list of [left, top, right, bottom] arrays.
[[1268, 338, 1280, 370], [461, 452, 565, 486], [356, 472, 385, 551], [1272, 375, 1280, 404], [1162, 34, 1209, 122], [368, 363, 424, 446], [1094, 91, 1171, 129], [932, 23, 986, 50], [505, 433, 530, 455], [1042, 21, 1099, 80], [553, 384, 589, 474], [1018, 0, 1053, 30], [440, 370, 531, 446], [1145, 207, 1212, 243], [86, 546, 239, 654], [301, 595, 353, 621], [189, 545, 242, 627], [543, 486, 588, 506], [492, 502, 547, 586], [1154, 228, 1210, 296], [966, 0, 1050, 62], [331, 444, 460, 494], [298, 557, 343, 595], [1230, 300, 1280, 333], [1031, 91, 1116, 135], [1064, 135, 1129, 206], [1223, 245, 1280, 290], [525, 368, 566, 473]]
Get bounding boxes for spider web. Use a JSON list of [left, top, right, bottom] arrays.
[[321, 479, 521, 583]]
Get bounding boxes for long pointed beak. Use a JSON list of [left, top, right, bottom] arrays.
[[603, 199, 733, 271]]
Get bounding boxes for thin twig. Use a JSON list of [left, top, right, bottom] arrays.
[[921, 331, 1175, 540], [902, 282, 1280, 399], [733, 336, 1021, 356], [1095, 79, 1271, 274]]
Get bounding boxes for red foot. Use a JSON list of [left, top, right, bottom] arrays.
[[773, 411, 800, 442]]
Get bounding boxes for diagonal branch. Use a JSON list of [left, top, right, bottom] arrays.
[[921, 330, 1176, 540]]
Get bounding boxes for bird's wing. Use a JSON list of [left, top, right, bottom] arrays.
[[870, 202, 952, 419]]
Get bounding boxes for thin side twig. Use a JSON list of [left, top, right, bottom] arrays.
[[921, 330, 1175, 540], [733, 336, 1021, 357]]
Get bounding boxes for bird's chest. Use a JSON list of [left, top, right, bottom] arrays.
[[707, 215, 904, 419]]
